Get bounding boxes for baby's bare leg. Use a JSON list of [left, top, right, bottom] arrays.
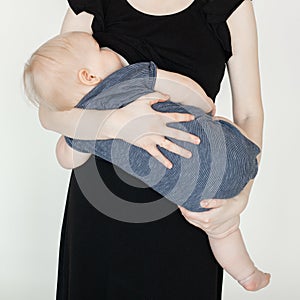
[[208, 229, 270, 291]]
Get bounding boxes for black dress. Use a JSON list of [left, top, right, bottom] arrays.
[[56, 0, 248, 299]]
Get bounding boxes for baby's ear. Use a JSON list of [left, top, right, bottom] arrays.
[[78, 68, 102, 85]]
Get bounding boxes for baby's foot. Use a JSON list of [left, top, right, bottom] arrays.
[[238, 268, 271, 291]]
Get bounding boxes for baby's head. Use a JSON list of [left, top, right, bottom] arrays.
[[23, 31, 121, 110]]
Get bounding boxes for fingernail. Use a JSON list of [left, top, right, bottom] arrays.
[[187, 152, 192, 158], [201, 201, 208, 207], [167, 163, 173, 169], [190, 115, 195, 120], [194, 138, 201, 144]]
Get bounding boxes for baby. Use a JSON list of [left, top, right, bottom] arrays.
[[23, 31, 270, 291]]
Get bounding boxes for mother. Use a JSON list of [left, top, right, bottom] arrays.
[[40, 0, 263, 299]]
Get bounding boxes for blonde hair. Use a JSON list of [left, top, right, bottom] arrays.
[[23, 32, 91, 110]]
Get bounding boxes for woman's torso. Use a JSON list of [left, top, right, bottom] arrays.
[[91, 0, 229, 100]]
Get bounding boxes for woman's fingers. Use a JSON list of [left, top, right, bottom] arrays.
[[178, 205, 206, 221], [138, 92, 170, 104], [146, 146, 173, 169], [200, 199, 227, 209], [178, 204, 227, 229], [161, 111, 195, 123], [165, 127, 200, 145], [158, 138, 192, 158], [118, 92, 203, 164], [178, 205, 236, 236], [149, 96, 170, 105], [178, 206, 211, 230], [146, 138, 193, 168], [182, 209, 212, 224], [178, 199, 243, 238]]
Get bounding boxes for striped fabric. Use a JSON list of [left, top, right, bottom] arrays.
[[65, 61, 260, 212]]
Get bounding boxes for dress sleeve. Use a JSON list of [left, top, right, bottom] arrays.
[[67, 0, 106, 16], [202, 0, 252, 61]]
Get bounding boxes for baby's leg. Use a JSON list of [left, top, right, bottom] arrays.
[[208, 229, 270, 291]]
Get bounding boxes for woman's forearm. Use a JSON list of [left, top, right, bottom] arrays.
[[234, 114, 264, 197], [234, 114, 264, 165], [39, 105, 118, 140]]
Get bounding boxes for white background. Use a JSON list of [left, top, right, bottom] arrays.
[[1, 0, 299, 299]]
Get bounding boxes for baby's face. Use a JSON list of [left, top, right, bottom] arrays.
[[75, 34, 123, 81], [81, 35, 104, 70], [54, 33, 105, 76]]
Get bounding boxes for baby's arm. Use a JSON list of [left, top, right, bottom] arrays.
[[155, 69, 216, 116], [208, 229, 270, 291], [56, 135, 91, 169]]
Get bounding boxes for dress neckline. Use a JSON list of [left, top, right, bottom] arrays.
[[124, 0, 197, 18]]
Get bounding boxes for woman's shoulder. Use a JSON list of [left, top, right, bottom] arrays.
[[201, 0, 253, 61], [202, 0, 252, 22]]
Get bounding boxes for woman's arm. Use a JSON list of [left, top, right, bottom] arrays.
[[227, 0, 263, 166], [179, 0, 263, 237], [48, 8, 200, 169], [39, 104, 120, 140]]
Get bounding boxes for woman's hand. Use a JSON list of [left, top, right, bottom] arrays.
[[102, 92, 201, 169], [178, 180, 253, 238]]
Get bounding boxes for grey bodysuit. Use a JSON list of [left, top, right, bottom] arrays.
[[65, 61, 260, 212]]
